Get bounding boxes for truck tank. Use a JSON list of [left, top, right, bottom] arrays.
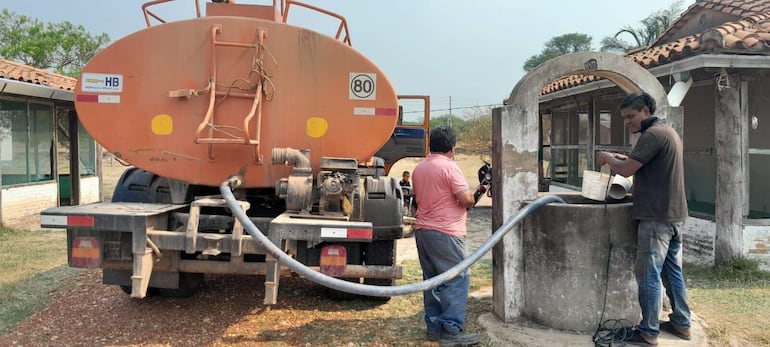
[[76, 0, 399, 188], [41, 0, 431, 304]]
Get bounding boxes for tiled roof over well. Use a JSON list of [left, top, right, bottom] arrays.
[[542, 0, 770, 96], [0, 59, 77, 91], [655, 0, 770, 45]]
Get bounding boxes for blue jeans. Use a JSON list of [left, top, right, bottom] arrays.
[[635, 220, 691, 337], [414, 229, 470, 335]]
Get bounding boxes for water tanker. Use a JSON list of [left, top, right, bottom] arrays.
[[41, 0, 431, 304]]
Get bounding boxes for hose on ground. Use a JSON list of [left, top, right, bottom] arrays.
[[220, 177, 564, 297]]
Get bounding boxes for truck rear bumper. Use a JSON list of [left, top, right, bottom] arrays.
[[102, 259, 401, 279]]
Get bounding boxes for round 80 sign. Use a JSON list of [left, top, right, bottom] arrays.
[[349, 73, 376, 100]]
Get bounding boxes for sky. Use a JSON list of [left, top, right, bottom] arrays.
[[4, 0, 691, 120]]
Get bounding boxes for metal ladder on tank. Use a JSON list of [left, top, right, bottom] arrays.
[[169, 26, 270, 163]]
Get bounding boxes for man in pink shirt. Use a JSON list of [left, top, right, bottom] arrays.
[[412, 125, 479, 347]]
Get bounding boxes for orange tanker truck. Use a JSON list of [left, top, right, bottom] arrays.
[[40, 0, 431, 304]]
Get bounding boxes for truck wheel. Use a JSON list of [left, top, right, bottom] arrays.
[[157, 273, 205, 298], [111, 168, 172, 203], [325, 278, 361, 301], [364, 240, 396, 285], [119, 285, 159, 296]]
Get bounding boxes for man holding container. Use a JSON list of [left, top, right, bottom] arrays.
[[595, 92, 691, 346]]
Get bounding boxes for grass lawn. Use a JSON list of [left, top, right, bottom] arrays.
[[0, 227, 84, 335], [0, 220, 768, 347], [686, 259, 770, 346]]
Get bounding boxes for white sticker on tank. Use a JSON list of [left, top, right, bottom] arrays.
[[353, 107, 375, 116], [349, 73, 376, 100], [81, 73, 123, 93], [98, 95, 121, 104]]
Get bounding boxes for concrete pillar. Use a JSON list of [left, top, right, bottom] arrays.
[[491, 105, 539, 321], [659, 105, 684, 142], [588, 98, 596, 171], [715, 74, 746, 264]]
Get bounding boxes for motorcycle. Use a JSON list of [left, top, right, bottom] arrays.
[[473, 160, 492, 205]]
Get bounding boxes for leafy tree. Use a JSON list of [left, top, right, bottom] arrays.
[[523, 33, 593, 72], [0, 9, 110, 77], [429, 114, 468, 131], [457, 107, 492, 159], [600, 1, 684, 53]]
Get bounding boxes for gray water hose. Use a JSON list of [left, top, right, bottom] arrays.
[[220, 177, 565, 297]]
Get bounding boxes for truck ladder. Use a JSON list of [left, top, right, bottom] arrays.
[[169, 25, 271, 162]]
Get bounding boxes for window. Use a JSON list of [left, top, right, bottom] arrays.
[[597, 112, 611, 145], [578, 113, 589, 145], [55, 108, 97, 177], [78, 120, 97, 176], [0, 99, 54, 186]]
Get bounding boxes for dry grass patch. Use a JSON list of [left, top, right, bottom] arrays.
[[686, 259, 770, 346], [0, 227, 83, 335]]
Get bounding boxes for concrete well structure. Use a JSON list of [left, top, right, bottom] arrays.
[[521, 193, 639, 332], [491, 52, 675, 324]]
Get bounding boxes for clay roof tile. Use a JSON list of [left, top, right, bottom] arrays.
[[0, 59, 76, 91]]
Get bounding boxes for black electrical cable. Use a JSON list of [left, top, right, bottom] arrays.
[[592, 173, 635, 347]]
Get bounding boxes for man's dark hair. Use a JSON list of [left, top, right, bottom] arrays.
[[429, 125, 457, 153], [620, 92, 656, 115], [402, 171, 410, 176]]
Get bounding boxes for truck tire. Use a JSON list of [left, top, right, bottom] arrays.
[[119, 285, 159, 296], [325, 278, 361, 301], [156, 273, 205, 298], [111, 167, 172, 203]]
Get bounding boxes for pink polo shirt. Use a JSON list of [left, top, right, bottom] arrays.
[[412, 154, 469, 237]]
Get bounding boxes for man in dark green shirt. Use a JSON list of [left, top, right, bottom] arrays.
[[596, 92, 692, 346]]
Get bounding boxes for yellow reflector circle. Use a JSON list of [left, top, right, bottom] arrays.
[[306, 117, 328, 138], [151, 114, 173, 135]]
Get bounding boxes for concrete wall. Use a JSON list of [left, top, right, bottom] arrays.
[[683, 216, 716, 267], [1, 182, 58, 225], [682, 216, 770, 271], [0, 176, 100, 226], [521, 195, 639, 332], [744, 223, 770, 271], [80, 176, 100, 204]]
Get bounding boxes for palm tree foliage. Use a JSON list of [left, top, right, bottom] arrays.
[[600, 0, 684, 53]]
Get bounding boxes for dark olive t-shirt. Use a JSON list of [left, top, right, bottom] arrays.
[[627, 122, 688, 222]]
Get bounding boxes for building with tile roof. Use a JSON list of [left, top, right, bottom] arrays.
[[0, 59, 77, 92], [531, 0, 770, 268], [0, 59, 100, 227]]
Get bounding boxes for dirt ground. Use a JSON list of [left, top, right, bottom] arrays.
[[0, 207, 494, 347], [0, 204, 710, 347], [0, 156, 711, 346]]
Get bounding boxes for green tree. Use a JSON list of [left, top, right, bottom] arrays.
[[458, 107, 492, 159], [600, 1, 684, 53], [0, 9, 110, 77], [429, 114, 468, 131], [523, 33, 593, 72]]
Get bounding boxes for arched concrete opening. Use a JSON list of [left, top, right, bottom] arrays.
[[490, 52, 678, 323]]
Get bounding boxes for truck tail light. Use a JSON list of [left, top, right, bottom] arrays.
[[320, 245, 346, 277], [71, 237, 102, 268]]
